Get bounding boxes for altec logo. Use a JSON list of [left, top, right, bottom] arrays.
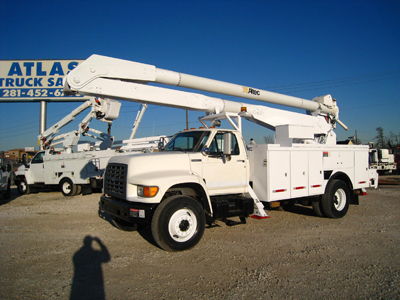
[[242, 86, 260, 96]]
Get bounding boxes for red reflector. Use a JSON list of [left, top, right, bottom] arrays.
[[311, 184, 321, 188], [294, 186, 305, 190], [251, 215, 270, 219], [273, 189, 286, 193], [359, 181, 366, 184]]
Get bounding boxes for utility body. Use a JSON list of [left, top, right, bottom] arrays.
[[63, 55, 378, 251]]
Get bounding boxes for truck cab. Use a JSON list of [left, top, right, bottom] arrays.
[[100, 128, 254, 251], [14, 151, 45, 195]]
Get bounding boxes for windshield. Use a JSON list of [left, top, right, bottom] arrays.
[[164, 131, 209, 152]]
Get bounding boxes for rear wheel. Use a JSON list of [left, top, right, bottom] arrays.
[[17, 178, 30, 195], [60, 178, 77, 196], [152, 195, 205, 252], [321, 179, 350, 218], [75, 185, 82, 195]]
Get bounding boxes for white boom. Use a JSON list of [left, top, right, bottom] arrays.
[[64, 55, 348, 145], [39, 97, 121, 152]]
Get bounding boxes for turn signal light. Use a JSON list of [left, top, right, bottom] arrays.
[[138, 186, 159, 197]]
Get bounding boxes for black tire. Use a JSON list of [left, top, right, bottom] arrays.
[[312, 199, 325, 217], [151, 195, 205, 252], [75, 185, 82, 196], [60, 178, 77, 196], [17, 178, 30, 195], [111, 217, 138, 231], [321, 179, 350, 218]]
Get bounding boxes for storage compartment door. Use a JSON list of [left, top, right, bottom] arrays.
[[268, 151, 290, 201], [308, 151, 324, 195], [290, 151, 308, 198]]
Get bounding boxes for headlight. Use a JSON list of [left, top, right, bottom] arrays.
[[137, 185, 159, 197]]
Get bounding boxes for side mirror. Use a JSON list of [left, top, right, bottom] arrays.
[[223, 133, 231, 155], [22, 154, 27, 165], [201, 146, 210, 156]]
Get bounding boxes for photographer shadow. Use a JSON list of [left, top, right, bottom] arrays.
[[70, 236, 110, 300]]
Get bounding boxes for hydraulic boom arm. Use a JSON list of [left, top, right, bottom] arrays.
[[64, 55, 348, 144], [39, 97, 121, 152]]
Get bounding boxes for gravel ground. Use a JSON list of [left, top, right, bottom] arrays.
[[0, 180, 399, 299]]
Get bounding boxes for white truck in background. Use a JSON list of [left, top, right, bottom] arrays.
[[14, 97, 167, 196], [63, 55, 378, 251], [369, 145, 397, 174]]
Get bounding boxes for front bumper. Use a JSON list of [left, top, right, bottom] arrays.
[[100, 195, 156, 224]]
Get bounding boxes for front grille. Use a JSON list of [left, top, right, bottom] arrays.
[[104, 163, 127, 198]]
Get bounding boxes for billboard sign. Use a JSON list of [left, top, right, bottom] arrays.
[[0, 60, 89, 101]]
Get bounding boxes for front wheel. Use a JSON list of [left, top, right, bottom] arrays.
[[17, 178, 30, 195], [151, 195, 205, 252], [60, 178, 77, 196], [321, 179, 350, 218]]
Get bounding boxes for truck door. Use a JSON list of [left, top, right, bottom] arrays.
[[29, 151, 45, 183], [202, 132, 248, 195]]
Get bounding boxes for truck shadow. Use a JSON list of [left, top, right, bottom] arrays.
[[70, 235, 110, 300], [265, 204, 318, 217]]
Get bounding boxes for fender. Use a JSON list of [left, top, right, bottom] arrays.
[[126, 169, 211, 209]]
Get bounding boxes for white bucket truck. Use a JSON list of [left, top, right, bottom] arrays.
[[63, 55, 378, 251], [14, 97, 166, 196]]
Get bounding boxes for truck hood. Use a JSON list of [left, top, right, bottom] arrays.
[[108, 151, 197, 180]]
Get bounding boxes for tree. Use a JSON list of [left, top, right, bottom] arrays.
[[387, 131, 400, 149], [375, 127, 387, 149], [374, 127, 400, 149], [263, 135, 274, 144]]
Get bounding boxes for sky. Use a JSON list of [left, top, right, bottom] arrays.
[[0, 0, 399, 151]]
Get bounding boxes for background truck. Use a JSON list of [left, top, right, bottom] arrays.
[[0, 161, 12, 199], [63, 55, 378, 251], [14, 97, 167, 196], [369, 145, 397, 174], [394, 147, 400, 174]]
